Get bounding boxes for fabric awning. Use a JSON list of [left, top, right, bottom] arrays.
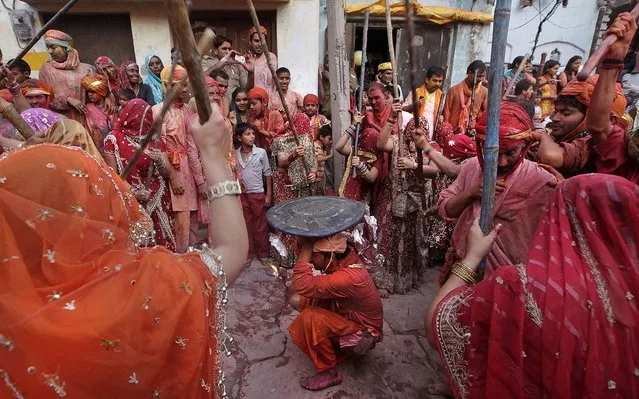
[[344, 0, 494, 25]]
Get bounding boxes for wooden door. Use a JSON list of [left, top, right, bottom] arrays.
[[41, 13, 136, 65]]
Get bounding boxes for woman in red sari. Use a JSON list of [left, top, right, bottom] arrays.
[[0, 103, 249, 398], [104, 98, 177, 251], [426, 174, 639, 398]]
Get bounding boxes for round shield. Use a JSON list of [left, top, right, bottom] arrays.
[[267, 196, 367, 238]]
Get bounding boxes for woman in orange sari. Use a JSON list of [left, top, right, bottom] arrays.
[[0, 103, 248, 398]]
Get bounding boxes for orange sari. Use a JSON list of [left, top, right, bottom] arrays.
[[0, 144, 228, 398]]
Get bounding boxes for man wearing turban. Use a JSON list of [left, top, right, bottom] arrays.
[[247, 87, 285, 154], [535, 13, 639, 183], [245, 25, 278, 93], [39, 30, 94, 125], [288, 232, 383, 391], [375, 61, 404, 101], [20, 79, 55, 110], [153, 65, 205, 252], [437, 101, 558, 283]]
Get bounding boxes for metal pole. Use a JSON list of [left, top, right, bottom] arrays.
[[479, 0, 512, 271], [7, 0, 81, 69], [352, 10, 370, 178]]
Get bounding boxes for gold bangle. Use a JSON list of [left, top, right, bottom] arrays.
[[453, 261, 478, 279], [451, 268, 476, 285]]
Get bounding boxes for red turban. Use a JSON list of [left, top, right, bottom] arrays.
[[475, 101, 533, 151], [205, 76, 219, 89], [442, 134, 477, 161], [81, 74, 109, 98], [560, 74, 626, 119], [248, 87, 269, 106], [303, 94, 319, 106]]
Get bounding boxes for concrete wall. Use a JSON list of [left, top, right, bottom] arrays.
[[489, 0, 600, 67], [276, 0, 320, 95]]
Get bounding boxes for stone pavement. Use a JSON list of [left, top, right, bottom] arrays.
[[222, 261, 448, 399]]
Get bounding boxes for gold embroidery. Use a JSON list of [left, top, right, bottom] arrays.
[[565, 194, 614, 323], [515, 263, 543, 327], [1, 369, 24, 399], [435, 288, 472, 398], [347, 263, 364, 269]]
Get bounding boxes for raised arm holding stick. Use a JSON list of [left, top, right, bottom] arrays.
[[352, 10, 370, 178]]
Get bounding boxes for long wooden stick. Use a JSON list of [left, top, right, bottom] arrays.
[[166, 0, 212, 124], [352, 10, 370, 178], [0, 97, 36, 140], [466, 69, 478, 136], [385, 0, 403, 158], [578, 2, 639, 81], [533, 52, 547, 100], [478, 0, 512, 272], [246, 0, 310, 182], [404, 0, 426, 209], [120, 28, 215, 180], [7, 0, 81, 69], [503, 53, 530, 99]]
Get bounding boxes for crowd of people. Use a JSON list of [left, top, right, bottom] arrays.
[[0, 10, 638, 399]]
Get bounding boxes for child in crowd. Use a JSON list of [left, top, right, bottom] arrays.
[[314, 124, 333, 195], [235, 122, 273, 265], [303, 93, 329, 139]]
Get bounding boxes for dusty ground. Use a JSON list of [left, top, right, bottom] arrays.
[[221, 261, 448, 399]]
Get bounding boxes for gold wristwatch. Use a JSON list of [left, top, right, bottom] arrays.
[[206, 180, 242, 201]]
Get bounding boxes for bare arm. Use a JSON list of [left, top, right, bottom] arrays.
[[444, 188, 477, 219], [335, 125, 355, 156], [558, 72, 569, 89], [377, 101, 401, 153], [587, 14, 636, 144], [533, 131, 565, 168], [189, 103, 248, 285], [425, 218, 501, 346]]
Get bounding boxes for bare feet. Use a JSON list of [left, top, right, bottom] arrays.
[[300, 368, 343, 391], [426, 382, 452, 397], [377, 288, 390, 298]]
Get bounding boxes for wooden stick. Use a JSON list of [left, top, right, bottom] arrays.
[[466, 69, 478, 136], [120, 27, 215, 180], [0, 97, 36, 140], [385, 0, 403, 158], [7, 0, 81, 69], [246, 0, 310, 182], [578, 2, 639, 81], [165, 0, 212, 124], [352, 10, 370, 178], [404, 0, 426, 209], [533, 52, 547, 99], [503, 53, 530, 99]]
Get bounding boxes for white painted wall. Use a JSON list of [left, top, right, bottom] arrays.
[[129, 6, 172, 72], [488, 0, 600, 66], [276, 0, 320, 95]]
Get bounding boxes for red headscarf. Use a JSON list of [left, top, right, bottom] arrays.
[[113, 98, 153, 137], [303, 94, 319, 106], [95, 56, 129, 92], [248, 87, 269, 106], [433, 173, 639, 398], [442, 134, 477, 161]]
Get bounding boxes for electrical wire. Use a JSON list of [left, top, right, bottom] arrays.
[[1, 0, 12, 11], [509, 0, 556, 31]]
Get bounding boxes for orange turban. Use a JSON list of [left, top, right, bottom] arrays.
[[248, 87, 269, 105], [44, 29, 73, 50], [20, 79, 54, 99], [303, 94, 319, 106], [249, 25, 268, 38], [560, 74, 626, 119], [80, 74, 109, 98], [313, 233, 347, 254]]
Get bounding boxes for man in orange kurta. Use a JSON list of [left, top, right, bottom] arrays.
[[442, 60, 488, 136], [288, 233, 383, 391]]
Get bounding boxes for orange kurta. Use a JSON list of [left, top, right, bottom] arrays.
[[288, 250, 383, 371], [442, 81, 487, 135]]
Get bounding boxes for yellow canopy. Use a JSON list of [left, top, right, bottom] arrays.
[[344, 0, 494, 25]]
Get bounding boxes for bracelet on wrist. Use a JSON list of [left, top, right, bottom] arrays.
[[451, 261, 478, 285], [206, 180, 242, 201], [7, 84, 20, 96]]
